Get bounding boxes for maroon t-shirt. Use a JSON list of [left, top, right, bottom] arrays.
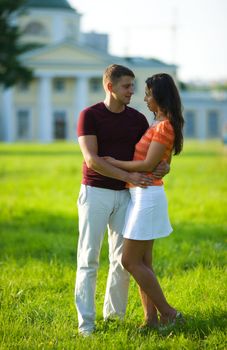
[[77, 102, 149, 190]]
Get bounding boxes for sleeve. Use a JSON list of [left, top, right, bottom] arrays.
[[152, 121, 174, 147], [77, 109, 97, 137]]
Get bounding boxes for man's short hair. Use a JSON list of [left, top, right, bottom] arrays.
[[103, 64, 135, 86]]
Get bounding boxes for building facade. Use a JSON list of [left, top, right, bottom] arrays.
[[0, 0, 227, 142], [182, 91, 227, 140]]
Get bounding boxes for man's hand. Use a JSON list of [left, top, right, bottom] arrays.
[[127, 172, 153, 188], [152, 160, 170, 179]]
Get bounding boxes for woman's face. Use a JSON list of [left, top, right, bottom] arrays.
[[144, 86, 158, 113]]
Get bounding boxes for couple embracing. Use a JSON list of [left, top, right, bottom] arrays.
[[75, 64, 184, 336]]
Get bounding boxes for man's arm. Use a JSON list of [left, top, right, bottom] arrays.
[[78, 135, 153, 187]]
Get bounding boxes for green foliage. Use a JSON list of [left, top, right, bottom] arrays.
[[179, 80, 227, 92], [0, 141, 226, 349], [0, 0, 38, 88], [213, 82, 227, 91]]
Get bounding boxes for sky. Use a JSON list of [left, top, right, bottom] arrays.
[[69, 0, 227, 83]]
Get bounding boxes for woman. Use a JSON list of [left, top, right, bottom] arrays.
[[104, 73, 184, 328]]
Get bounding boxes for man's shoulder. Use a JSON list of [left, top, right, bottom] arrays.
[[77, 103, 104, 136], [126, 105, 146, 118], [125, 106, 149, 126], [83, 102, 104, 114]]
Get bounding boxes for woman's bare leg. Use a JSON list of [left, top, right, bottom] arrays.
[[139, 288, 158, 326], [138, 240, 158, 326], [122, 238, 177, 320]]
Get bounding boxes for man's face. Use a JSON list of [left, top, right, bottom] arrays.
[[111, 76, 135, 105]]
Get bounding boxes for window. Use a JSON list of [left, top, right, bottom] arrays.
[[207, 110, 219, 137], [90, 78, 102, 92], [17, 81, 29, 92], [17, 110, 30, 139], [53, 111, 67, 139], [23, 21, 46, 36], [53, 79, 65, 92], [184, 111, 196, 137]]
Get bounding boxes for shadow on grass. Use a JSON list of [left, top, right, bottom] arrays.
[[153, 221, 226, 276], [0, 210, 78, 265], [0, 214, 226, 269], [95, 311, 227, 339]]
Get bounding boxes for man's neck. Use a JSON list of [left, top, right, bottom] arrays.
[[103, 98, 125, 113]]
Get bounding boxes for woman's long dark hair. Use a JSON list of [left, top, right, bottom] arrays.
[[146, 73, 184, 155]]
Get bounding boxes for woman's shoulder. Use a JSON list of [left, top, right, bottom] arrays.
[[158, 118, 172, 126], [155, 119, 174, 133]]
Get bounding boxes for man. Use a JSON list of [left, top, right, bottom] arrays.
[[75, 64, 168, 336]]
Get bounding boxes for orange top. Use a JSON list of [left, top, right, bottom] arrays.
[[128, 119, 175, 187]]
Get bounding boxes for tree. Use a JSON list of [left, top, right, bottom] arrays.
[[178, 81, 189, 91], [0, 0, 38, 88]]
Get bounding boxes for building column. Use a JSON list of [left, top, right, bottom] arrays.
[[196, 108, 207, 140], [38, 76, 52, 142], [74, 76, 89, 127], [2, 88, 14, 142]]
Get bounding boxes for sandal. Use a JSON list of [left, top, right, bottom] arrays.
[[160, 311, 185, 329]]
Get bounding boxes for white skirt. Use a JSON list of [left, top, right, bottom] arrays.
[[122, 186, 173, 240]]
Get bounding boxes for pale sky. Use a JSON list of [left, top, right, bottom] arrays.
[[69, 0, 227, 83]]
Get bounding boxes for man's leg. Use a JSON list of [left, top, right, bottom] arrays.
[[75, 186, 113, 334], [103, 190, 130, 320]]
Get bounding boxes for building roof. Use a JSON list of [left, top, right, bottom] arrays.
[[125, 56, 176, 69], [20, 39, 127, 69], [25, 0, 75, 11]]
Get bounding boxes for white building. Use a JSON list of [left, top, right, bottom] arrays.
[[182, 91, 227, 140], [0, 0, 227, 142]]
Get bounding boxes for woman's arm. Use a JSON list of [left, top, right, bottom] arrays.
[[104, 141, 166, 172], [78, 135, 153, 186]]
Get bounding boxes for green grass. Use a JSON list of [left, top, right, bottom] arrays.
[[0, 141, 226, 350]]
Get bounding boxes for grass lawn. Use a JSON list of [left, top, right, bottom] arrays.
[[0, 140, 226, 349]]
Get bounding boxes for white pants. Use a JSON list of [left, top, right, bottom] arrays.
[[75, 185, 130, 333]]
